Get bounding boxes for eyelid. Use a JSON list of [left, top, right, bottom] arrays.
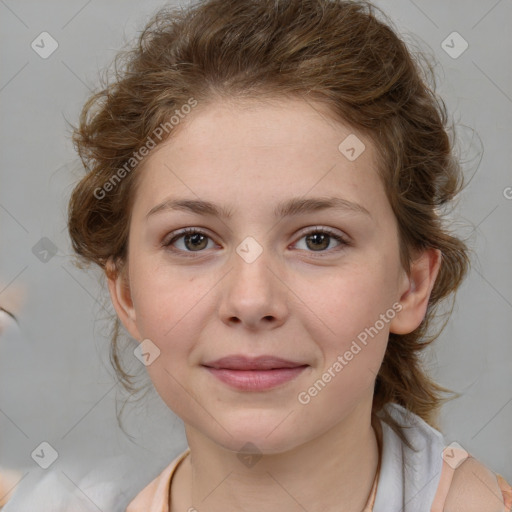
[[294, 225, 350, 243], [161, 227, 218, 253], [162, 225, 350, 256]]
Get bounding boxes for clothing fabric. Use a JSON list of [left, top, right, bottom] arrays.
[[1, 454, 156, 512], [2, 402, 510, 511], [126, 403, 512, 512]]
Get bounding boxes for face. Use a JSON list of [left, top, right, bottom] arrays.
[[109, 97, 435, 454]]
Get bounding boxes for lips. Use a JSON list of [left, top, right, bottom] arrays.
[[202, 355, 307, 370], [202, 355, 310, 391]]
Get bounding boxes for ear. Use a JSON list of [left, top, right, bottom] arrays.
[[389, 248, 442, 335], [105, 258, 142, 342]]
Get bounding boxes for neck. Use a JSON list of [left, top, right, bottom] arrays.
[[172, 400, 382, 512]]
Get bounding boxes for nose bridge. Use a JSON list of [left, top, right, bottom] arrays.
[[218, 235, 288, 328]]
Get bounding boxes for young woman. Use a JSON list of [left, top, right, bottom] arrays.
[[64, 0, 511, 510]]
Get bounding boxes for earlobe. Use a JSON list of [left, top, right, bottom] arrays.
[[389, 248, 442, 335], [105, 258, 141, 341]]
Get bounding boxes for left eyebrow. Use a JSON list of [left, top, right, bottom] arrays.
[[145, 196, 372, 220]]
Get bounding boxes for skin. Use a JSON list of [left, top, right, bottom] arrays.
[[107, 97, 441, 512]]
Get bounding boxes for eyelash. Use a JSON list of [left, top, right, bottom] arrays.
[[162, 226, 350, 257]]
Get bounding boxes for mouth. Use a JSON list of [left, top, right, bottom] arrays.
[[201, 355, 309, 391], [202, 366, 309, 391], [202, 354, 308, 371]]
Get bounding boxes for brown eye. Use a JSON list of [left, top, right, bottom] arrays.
[[164, 228, 214, 252], [295, 227, 348, 253], [305, 232, 330, 251], [182, 232, 208, 251]]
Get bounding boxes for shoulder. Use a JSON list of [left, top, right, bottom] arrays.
[[443, 456, 512, 512]]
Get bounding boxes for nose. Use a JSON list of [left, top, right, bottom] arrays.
[[218, 243, 289, 331]]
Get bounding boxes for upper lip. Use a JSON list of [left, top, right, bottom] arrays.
[[202, 355, 308, 370]]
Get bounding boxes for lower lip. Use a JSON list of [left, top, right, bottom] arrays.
[[203, 366, 308, 391]]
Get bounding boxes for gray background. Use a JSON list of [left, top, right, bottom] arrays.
[[1, 0, 511, 503]]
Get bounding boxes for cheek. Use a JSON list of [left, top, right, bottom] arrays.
[[130, 264, 207, 341], [294, 262, 397, 346], [130, 268, 208, 414], [291, 263, 395, 410], [295, 272, 391, 415]]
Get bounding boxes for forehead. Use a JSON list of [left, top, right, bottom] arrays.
[[131, 97, 387, 222], [163, 97, 368, 159]]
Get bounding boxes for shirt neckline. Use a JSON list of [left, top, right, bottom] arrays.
[[167, 431, 382, 512]]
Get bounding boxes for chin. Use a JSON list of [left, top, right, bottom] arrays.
[[210, 420, 307, 456]]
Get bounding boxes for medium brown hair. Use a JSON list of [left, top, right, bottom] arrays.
[[68, 0, 471, 444]]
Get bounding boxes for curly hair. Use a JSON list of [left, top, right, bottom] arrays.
[[67, 0, 471, 445]]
